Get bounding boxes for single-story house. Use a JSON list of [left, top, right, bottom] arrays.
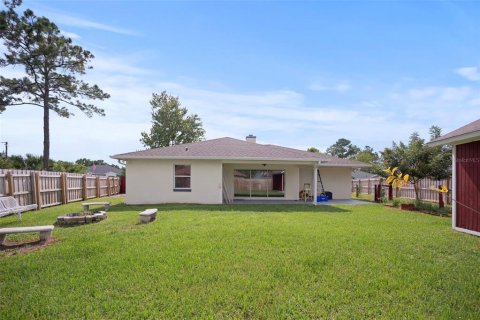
[[87, 164, 122, 177], [111, 136, 370, 205], [429, 119, 480, 236]]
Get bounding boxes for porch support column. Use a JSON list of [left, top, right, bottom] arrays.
[[313, 165, 318, 205]]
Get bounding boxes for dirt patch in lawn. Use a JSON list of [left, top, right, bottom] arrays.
[[0, 238, 58, 256]]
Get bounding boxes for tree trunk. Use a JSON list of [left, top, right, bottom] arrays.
[[43, 92, 50, 170], [413, 181, 420, 200]]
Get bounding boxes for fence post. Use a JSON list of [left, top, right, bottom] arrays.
[[82, 175, 87, 200], [107, 177, 111, 196], [35, 172, 42, 209], [367, 179, 371, 195], [96, 176, 100, 198], [446, 178, 451, 205], [438, 186, 445, 208], [60, 173, 67, 204], [30, 171, 38, 208], [5, 170, 14, 196]]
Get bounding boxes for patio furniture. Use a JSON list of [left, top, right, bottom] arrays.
[[0, 196, 38, 220], [0, 225, 54, 245], [82, 202, 111, 213], [139, 209, 158, 223], [302, 183, 312, 202]]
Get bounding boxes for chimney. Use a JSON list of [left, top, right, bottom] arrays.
[[246, 134, 256, 143]]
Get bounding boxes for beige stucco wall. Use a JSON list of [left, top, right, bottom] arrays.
[[318, 166, 353, 199], [125, 159, 223, 204], [300, 166, 352, 199], [299, 166, 314, 192], [223, 163, 300, 200], [125, 159, 352, 204]]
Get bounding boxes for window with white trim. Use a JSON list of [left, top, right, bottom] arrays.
[[174, 165, 191, 191]]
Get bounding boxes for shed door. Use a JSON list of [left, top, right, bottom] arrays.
[[456, 141, 480, 232]]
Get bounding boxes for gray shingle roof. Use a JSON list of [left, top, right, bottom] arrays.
[[87, 164, 122, 175], [352, 170, 378, 180], [429, 118, 480, 146], [112, 137, 370, 167]]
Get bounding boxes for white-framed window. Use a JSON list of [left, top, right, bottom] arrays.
[[174, 164, 191, 191]]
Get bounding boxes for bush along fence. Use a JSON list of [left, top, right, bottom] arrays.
[[0, 169, 121, 210], [352, 177, 451, 204]]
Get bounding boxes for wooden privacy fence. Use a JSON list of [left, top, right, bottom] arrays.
[[352, 177, 452, 204], [0, 169, 120, 209]]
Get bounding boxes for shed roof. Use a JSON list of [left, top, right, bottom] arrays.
[[429, 119, 480, 146], [112, 137, 370, 167]]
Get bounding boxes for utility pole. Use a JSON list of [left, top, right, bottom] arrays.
[[1, 142, 7, 158]]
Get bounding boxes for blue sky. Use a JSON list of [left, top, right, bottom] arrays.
[[1, 0, 480, 163]]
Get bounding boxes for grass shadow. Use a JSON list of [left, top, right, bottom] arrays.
[[108, 203, 352, 213]]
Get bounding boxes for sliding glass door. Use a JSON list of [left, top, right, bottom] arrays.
[[234, 169, 285, 198]]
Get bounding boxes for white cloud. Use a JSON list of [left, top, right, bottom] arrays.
[[439, 86, 472, 102], [308, 81, 351, 93], [90, 56, 152, 76], [33, 7, 137, 36], [408, 87, 438, 99], [60, 31, 81, 40], [455, 66, 480, 81], [468, 97, 480, 106], [406, 86, 472, 102]]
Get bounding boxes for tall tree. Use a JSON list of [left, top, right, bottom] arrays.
[[140, 91, 205, 148], [355, 145, 378, 164], [307, 147, 320, 153], [427, 125, 451, 181], [429, 125, 442, 141], [75, 158, 107, 167], [354, 145, 384, 175], [0, 1, 109, 169], [326, 138, 360, 159]]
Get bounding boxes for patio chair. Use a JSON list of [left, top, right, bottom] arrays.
[[0, 196, 37, 220]]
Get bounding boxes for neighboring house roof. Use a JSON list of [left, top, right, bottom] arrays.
[[352, 170, 378, 180], [112, 137, 370, 167], [87, 164, 122, 175], [429, 119, 480, 146]]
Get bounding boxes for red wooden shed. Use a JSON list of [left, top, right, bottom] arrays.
[[429, 119, 480, 236]]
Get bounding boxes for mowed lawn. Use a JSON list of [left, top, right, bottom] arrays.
[[1, 198, 479, 319]]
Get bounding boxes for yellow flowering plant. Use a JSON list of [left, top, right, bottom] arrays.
[[385, 167, 410, 188], [431, 185, 448, 193]]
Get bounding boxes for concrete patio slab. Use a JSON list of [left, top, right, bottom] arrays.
[[232, 199, 374, 205]]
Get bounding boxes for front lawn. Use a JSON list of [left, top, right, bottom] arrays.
[[1, 198, 479, 318]]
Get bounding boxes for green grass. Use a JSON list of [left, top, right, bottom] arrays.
[[1, 197, 479, 319], [352, 193, 452, 216]]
